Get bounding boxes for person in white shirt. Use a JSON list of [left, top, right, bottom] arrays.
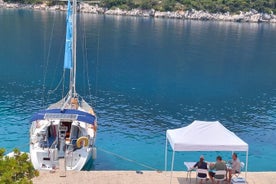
[[228, 153, 241, 182]]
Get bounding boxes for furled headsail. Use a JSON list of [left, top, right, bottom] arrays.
[[64, 0, 73, 69]]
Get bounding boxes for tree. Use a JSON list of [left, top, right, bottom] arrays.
[[101, 0, 128, 9], [162, 0, 176, 11], [0, 148, 39, 184]]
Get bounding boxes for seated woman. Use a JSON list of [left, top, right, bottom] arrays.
[[209, 156, 227, 184], [193, 155, 208, 184]]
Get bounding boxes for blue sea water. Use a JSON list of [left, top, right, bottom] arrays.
[[1, 8, 276, 171]]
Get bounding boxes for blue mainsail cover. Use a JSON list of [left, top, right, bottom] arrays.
[[30, 109, 96, 125], [64, 0, 73, 69]]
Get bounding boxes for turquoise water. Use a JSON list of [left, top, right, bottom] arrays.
[[1, 9, 276, 171]]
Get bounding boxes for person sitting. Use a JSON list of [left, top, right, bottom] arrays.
[[228, 153, 241, 182], [208, 156, 227, 184], [193, 155, 208, 184]]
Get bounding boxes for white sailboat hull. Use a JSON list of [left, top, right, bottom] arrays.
[[29, 105, 97, 171], [30, 145, 93, 171]]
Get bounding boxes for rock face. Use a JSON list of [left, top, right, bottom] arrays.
[[79, 4, 104, 14], [1, 2, 276, 23], [78, 5, 276, 23]]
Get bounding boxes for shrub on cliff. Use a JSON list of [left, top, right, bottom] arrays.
[[3, 0, 43, 4], [177, 0, 275, 13], [161, 0, 175, 11], [0, 148, 39, 184], [100, 0, 128, 9]]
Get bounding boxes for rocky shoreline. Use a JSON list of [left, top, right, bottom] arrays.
[[1, 0, 276, 23]]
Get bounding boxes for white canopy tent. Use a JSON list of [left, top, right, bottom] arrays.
[[165, 120, 249, 183]]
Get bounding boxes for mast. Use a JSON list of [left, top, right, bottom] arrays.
[[62, 0, 77, 110], [71, 0, 77, 97], [70, 0, 77, 97]]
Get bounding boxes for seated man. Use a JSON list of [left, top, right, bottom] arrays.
[[209, 156, 227, 184], [228, 153, 241, 182], [193, 155, 208, 184]]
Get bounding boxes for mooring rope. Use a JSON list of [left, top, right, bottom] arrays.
[[97, 147, 160, 171], [7, 144, 160, 172]]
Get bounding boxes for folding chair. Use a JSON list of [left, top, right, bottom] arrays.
[[214, 170, 227, 184], [234, 162, 245, 177], [196, 169, 208, 184]]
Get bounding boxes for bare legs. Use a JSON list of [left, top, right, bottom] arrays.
[[228, 169, 233, 183], [208, 172, 215, 184]]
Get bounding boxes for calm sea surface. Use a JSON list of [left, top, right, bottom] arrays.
[[0, 8, 276, 171]]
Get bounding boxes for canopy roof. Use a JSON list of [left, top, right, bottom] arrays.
[[166, 120, 248, 152], [30, 109, 96, 125]]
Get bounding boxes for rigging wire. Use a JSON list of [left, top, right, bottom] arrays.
[[46, 13, 70, 103], [62, 69, 65, 98], [47, 71, 65, 96], [79, 8, 101, 110], [47, 43, 67, 101], [81, 12, 96, 106], [81, 13, 88, 97], [94, 21, 101, 108], [42, 12, 56, 108], [47, 33, 67, 102]]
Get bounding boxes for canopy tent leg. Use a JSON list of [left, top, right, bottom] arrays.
[[170, 151, 175, 184], [245, 150, 248, 179], [165, 136, 168, 171]]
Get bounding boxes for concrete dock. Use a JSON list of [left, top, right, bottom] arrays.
[[32, 170, 276, 184]]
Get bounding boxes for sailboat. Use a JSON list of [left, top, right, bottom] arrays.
[[29, 0, 97, 171]]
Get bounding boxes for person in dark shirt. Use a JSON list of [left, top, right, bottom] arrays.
[[193, 155, 208, 184]]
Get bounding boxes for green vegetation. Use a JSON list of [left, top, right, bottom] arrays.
[[0, 148, 39, 184], [3, 0, 276, 13], [4, 0, 43, 4], [100, 0, 276, 13]]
